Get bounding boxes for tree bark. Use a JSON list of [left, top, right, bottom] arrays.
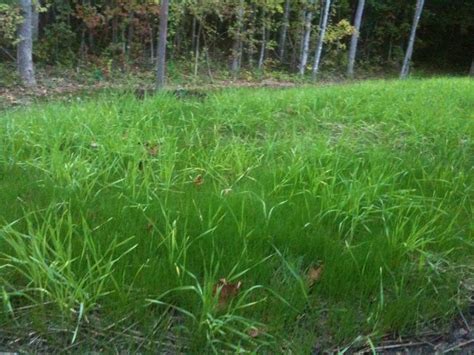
[[278, 0, 290, 61], [231, 0, 244, 76], [156, 0, 169, 90], [299, 3, 314, 76], [400, 0, 425, 79], [469, 57, 474, 76], [191, 16, 197, 52], [347, 0, 365, 78], [126, 11, 134, 59], [312, 0, 331, 80], [194, 21, 202, 76], [258, 10, 266, 70], [31, 0, 39, 41], [18, 0, 36, 87]]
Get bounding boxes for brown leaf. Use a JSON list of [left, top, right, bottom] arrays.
[[212, 278, 242, 309], [307, 265, 324, 287], [147, 144, 159, 157], [248, 327, 266, 338], [193, 174, 204, 187]]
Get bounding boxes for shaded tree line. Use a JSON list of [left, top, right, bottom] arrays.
[[1, 0, 473, 88]]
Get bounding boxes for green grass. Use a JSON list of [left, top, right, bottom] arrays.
[[0, 78, 473, 352]]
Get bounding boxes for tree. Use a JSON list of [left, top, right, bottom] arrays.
[[18, 0, 36, 87], [347, 0, 365, 78], [278, 0, 290, 61], [400, 0, 425, 79], [311, 0, 331, 80], [156, 0, 169, 90], [257, 9, 267, 70], [299, 0, 315, 75], [470, 57, 474, 76], [231, 0, 245, 76], [31, 0, 39, 41]]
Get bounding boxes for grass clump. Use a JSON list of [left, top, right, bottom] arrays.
[[0, 78, 473, 352]]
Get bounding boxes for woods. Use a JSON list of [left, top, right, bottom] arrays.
[[1, 0, 473, 88]]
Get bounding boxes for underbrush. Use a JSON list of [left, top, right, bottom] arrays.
[[0, 78, 473, 352]]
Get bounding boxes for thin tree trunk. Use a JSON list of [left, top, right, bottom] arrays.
[[347, 0, 365, 78], [126, 11, 134, 59], [18, 0, 36, 87], [194, 21, 202, 76], [202, 33, 214, 82], [191, 16, 197, 51], [80, 28, 86, 60], [150, 27, 154, 64], [297, 7, 306, 69], [387, 36, 393, 62], [31, 0, 39, 41], [470, 57, 474, 76], [112, 16, 118, 44], [258, 10, 266, 70], [231, 0, 244, 76], [299, 4, 314, 75], [312, 0, 331, 80], [278, 0, 290, 61], [156, 0, 169, 90], [400, 0, 425, 79]]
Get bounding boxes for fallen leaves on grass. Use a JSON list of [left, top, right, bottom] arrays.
[[212, 278, 242, 310], [193, 174, 204, 187], [307, 264, 324, 287], [247, 327, 266, 338], [144, 142, 160, 157]]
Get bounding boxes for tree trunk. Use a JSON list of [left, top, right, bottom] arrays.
[[194, 21, 202, 76], [278, 0, 290, 61], [18, 0, 36, 87], [191, 16, 197, 52], [347, 0, 365, 78], [231, 0, 244, 76], [150, 27, 154, 64], [156, 0, 169, 90], [470, 57, 474, 76], [312, 0, 331, 80], [299, 6, 314, 75], [126, 11, 134, 59], [400, 0, 425, 79], [258, 10, 266, 70], [31, 0, 39, 41]]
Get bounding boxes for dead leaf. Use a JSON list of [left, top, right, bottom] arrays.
[[193, 174, 204, 187], [148, 145, 159, 157], [248, 327, 266, 338], [143, 142, 159, 157], [212, 278, 242, 309], [307, 264, 324, 287]]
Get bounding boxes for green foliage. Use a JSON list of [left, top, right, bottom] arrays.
[[0, 4, 22, 46], [36, 22, 77, 65]]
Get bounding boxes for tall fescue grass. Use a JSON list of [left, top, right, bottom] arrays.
[[0, 78, 473, 352]]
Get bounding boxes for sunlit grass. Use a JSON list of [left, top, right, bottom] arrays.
[[0, 78, 473, 352]]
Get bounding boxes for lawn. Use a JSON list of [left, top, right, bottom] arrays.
[[0, 78, 473, 352]]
